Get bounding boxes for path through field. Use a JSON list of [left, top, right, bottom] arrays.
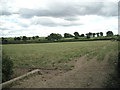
[[12, 53, 114, 88]]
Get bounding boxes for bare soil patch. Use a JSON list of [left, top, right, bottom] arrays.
[[11, 68, 29, 79], [12, 53, 114, 88]]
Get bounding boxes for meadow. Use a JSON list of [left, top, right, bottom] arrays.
[[2, 40, 118, 70]]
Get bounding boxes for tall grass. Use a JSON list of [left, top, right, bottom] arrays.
[[2, 41, 117, 70]]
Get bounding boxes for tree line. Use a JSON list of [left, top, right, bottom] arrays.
[[45, 31, 114, 40], [1, 31, 114, 42]]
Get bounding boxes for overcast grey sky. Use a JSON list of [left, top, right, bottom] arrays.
[[0, 0, 118, 37]]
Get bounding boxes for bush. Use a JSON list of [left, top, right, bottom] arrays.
[[2, 52, 14, 82]]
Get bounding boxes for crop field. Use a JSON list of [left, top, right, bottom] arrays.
[[2, 40, 118, 69], [2, 40, 119, 88]]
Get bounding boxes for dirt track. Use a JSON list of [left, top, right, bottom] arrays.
[[12, 54, 114, 88]]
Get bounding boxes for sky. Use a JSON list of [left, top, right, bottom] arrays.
[[0, 0, 119, 37]]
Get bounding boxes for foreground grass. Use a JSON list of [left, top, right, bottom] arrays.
[[2, 40, 118, 70], [103, 42, 119, 88]]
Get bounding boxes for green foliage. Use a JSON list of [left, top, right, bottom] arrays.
[[14, 37, 17, 41], [2, 36, 114, 44], [74, 32, 80, 37], [88, 32, 92, 37], [46, 33, 62, 41], [85, 32, 93, 38], [14, 37, 21, 41], [106, 31, 114, 37], [64, 33, 74, 38], [27, 37, 31, 40], [65, 68, 72, 71], [22, 36, 27, 41], [96, 33, 100, 37], [2, 31, 116, 44], [86, 33, 90, 39], [92, 33, 96, 37], [2, 37, 5, 41], [100, 32, 103, 37], [32, 36, 35, 40], [80, 34, 85, 37], [16, 37, 21, 40], [35, 36, 39, 39], [2, 52, 14, 82]]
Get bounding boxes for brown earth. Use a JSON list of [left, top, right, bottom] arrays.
[[11, 68, 29, 79], [12, 53, 114, 88]]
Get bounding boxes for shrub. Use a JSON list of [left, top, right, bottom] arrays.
[[2, 52, 14, 82]]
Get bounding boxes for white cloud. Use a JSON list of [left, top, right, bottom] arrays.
[[0, 0, 118, 37]]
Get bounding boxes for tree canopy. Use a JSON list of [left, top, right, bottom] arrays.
[[74, 32, 80, 37], [46, 33, 62, 40], [100, 32, 103, 36], [64, 33, 74, 38], [106, 31, 113, 37]]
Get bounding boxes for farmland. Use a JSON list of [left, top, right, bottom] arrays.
[[2, 40, 118, 69], [2, 40, 119, 88]]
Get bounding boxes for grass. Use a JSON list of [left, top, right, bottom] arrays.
[[2, 40, 119, 88], [104, 67, 119, 88], [2, 40, 118, 70], [103, 41, 119, 88]]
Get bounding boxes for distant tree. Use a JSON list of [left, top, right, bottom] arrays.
[[2, 37, 5, 41], [46, 33, 62, 40], [22, 36, 27, 41], [93, 33, 96, 37], [32, 36, 35, 40], [88, 32, 92, 37], [27, 37, 31, 40], [45, 36, 51, 40], [64, 33, 74, 38], [14, 37, 17, 41], [16, 37, 21, 40], [74, 32, 80, 37], [55, 34, 62, 40], [35, 36, 39, 39], [96, 33, 100, 37], [2, 37, 7, 42], [106, 31, 114, 37], [100, 32, 103, 37], [80, 34, 85, 37], [86, 33, 90, 39]]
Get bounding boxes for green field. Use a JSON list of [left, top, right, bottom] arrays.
[[2, 40, 118, 70]]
